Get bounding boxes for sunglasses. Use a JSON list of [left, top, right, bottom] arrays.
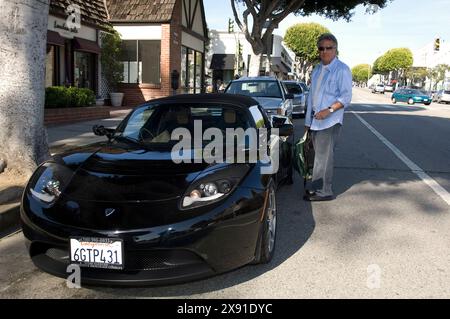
[[318, 46, 336, 52]]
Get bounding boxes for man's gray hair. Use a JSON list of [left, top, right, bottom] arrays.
[[317, 33, 338, 48]]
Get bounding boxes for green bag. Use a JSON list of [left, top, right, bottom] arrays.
[[293, 131, 314, 185]]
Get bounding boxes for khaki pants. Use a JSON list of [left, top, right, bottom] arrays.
[[310, 124, 342, 197]]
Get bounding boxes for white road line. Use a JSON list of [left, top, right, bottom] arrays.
[[352, 111, 450, 207]]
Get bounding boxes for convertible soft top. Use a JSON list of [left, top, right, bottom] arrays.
[[144, 94, 259, 109]]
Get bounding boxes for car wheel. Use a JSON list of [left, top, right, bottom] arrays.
[[424, 102, 431, 106], [251, 182, 277, 264], [392, 97, 397, 104], [408, 98, 414, 105]]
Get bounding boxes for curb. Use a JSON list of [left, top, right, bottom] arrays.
[[0, 203, 21, 238]]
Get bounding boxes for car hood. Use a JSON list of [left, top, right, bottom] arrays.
[[251, 97, 283, 109], [56, 141, 209, 202]]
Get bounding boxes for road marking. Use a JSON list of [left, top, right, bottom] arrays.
[[352, 111, 450, 207]]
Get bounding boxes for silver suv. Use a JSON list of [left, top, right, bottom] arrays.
[[224, 76, 294, 118]]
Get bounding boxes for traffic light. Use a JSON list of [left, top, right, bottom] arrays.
[[238, 41, 243, 56], [228, 18, 234, 33], [434, 38, 440, 51]]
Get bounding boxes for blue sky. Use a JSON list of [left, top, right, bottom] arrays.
[[203, 0, 450, 68]]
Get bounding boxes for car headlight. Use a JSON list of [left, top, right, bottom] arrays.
[[28, 162, 74, 205], [181, 164, 250, 209]]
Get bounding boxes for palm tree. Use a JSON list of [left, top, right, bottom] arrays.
[[0, 0, 50, 176]]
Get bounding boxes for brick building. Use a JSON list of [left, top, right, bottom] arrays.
[[105, 0, 208, 106], [45, 0, 109, 94]]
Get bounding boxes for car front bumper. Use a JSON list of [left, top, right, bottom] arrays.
[[21, 186, 267, 286]]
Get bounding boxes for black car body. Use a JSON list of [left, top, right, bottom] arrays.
[[21, 94, 294, 286]]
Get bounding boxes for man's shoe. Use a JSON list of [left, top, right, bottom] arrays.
[[305, 195, 334, 202]]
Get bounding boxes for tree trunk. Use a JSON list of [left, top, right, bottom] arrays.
[[0, 0, 50, 176], [249, 52, 262, 77]]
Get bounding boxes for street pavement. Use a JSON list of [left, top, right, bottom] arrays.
[[1, 88, 449, 298]]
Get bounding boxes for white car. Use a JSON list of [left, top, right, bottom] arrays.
[[384, 84, 394, 92], [435, 90, 450, 104], [372, 84, 385, 94]]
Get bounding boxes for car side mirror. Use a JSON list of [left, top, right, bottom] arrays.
[[93, 125, 115, 140]]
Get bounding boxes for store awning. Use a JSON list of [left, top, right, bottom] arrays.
[[47, 30, 65, 46], [73, 37, 101, 54], [210, 54, 235, 70]]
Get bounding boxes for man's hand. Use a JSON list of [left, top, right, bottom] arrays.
[[314, 108, 331, 120], [304, 126, 310, 133]]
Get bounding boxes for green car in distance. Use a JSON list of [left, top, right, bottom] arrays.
[[391, 88, 432, 105]]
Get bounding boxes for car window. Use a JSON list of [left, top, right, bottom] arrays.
[[225, 80, 282, 98], [284, 82, 302, 95], [115, 104, 252, 148]]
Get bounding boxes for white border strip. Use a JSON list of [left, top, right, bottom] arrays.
[[352, 111, 450, 207]]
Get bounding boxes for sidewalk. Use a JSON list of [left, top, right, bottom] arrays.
[[0, 108, 133, 238]]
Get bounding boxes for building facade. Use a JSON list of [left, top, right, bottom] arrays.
[[45, 0, 109, 95], [105, 0, 208, 106], [207, 30, 295, 89], [413, 38, 450, 90]]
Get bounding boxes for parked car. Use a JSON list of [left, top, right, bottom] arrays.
[[384, 84, 394, 92], [224, 76, 294, 118], [372, 84, 385, 94], [435, 89, 450, 104], [391, 88, 431, 105], [21, 94, 295, 286], [282, 80, 306, 117], [298, 82, 310, 95]]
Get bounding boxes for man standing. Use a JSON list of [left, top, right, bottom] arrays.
[[304, 33, 352, 201]]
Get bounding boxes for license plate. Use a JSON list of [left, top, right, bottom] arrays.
[[424, 99, 428, 101], [70, 237, 124, 270]]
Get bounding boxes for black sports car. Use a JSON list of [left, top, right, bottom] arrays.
[[21, 94, 294, 286]]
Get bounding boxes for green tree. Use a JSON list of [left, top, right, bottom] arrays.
[[352, 64, 371, 84], [428, 64, 450, 89], [101, 26, 124, 92], [284, 23, 330, 81], [405, 67, 428, 86], [231, 0, 391, 76]]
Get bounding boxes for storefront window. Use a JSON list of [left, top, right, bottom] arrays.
[[121, 40, 138, 83], [74, 51, 94, 90], [121, 40, 161, 85], [195, 51, 203, 93], [188, 48, 195, 94], [181, 47, 187, 93], [181, 46, 203, 94], [139, 40, 161, 85]]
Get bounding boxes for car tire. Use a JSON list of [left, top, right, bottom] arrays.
[[424, 102, 431, 106], [392, 98, 397, 104], [251, 182, 277, 265], [408, 98, 414, 105]]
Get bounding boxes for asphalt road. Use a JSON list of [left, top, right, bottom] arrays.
[[1, 87, 449, 298]]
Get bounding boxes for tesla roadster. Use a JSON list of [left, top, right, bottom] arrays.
[[21, 94, 294, 286]]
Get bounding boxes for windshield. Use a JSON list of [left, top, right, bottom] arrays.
[[114, 104, 252, 149], [225, 81, 282, 98]]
